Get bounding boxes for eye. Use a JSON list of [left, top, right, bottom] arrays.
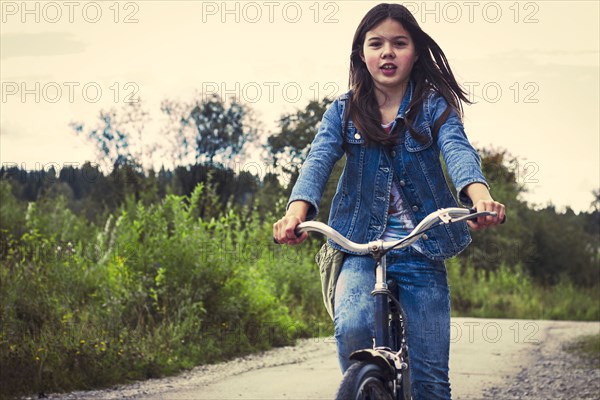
[[395, 41, 408, 47]]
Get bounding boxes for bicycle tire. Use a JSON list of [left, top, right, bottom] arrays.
[[335, 361, 394, 400]]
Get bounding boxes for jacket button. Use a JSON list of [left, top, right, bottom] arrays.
[[412, 205, 419, 212], [391, 150, 397, 157], [354, 133, 361, 140], [399, 180, 406, 187], [422, 234, 429, 240]]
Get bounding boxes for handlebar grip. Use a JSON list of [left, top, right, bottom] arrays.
[[273, 227, 304, 244], [469, 208, 506, 224]]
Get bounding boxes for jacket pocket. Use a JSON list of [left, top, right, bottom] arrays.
[[344, 122, 366, 145], [404, 121, 433, 152]]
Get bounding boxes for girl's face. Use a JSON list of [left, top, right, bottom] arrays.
[[360, 18, 418, 95]]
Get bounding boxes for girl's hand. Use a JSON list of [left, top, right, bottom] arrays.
[[273, 215, 308, 245], [273, 200, 310, 245], [468, 199, 506, 230]]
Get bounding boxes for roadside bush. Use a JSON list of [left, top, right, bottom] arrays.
[[448, 258, 599, 321], [0, 184, 327, 398]]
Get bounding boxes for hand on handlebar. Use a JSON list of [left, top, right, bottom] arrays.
[[273, 214, 308, 245], [468, 199, 506, 230]]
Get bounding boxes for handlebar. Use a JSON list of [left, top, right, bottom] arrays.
[[278, 207, 504, 255]]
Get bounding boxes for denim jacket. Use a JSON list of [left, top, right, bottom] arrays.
[[288, 82, 489, 260]]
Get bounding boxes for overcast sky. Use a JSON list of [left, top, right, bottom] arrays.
[[1, 1, 598, 212]]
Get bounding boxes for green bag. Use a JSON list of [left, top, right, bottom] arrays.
[[315, 242, 345, 320]]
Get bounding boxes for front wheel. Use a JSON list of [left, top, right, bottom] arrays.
[[335, 361, 394, 400]]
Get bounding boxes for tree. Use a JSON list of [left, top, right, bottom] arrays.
[[591, 189, 600, 213], [457, 148, 534, 271], [159, 98, 196, 167], [457, 149, 598, 287], [266, 98, 333, 180], [159, 95, 258, 167], [70, 101, 151, 171], [265, 98, 344, 221], [189, 95, 257, 165]]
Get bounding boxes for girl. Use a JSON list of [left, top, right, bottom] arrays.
[[273, 3, 505, 399]]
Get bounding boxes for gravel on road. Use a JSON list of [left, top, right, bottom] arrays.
[[484, 331, 599, 400]]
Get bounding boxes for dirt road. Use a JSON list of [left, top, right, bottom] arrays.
[[49, 318, 599, 400]]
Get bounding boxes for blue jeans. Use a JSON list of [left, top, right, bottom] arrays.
[[333, 248, 451, 400]]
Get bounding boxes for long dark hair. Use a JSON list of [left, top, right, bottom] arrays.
[[346, 3, 471, 146]]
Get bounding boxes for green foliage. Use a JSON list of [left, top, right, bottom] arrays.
[[267, 98, 333, 180], [448, 258, 599, 321], [458, 149, 599, 288], [1, 174, 599, 398], [265, 97, 343, 221], [0, 182, 327, 398]]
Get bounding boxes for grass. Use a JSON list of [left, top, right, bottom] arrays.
[[447, 258, 600, 321]]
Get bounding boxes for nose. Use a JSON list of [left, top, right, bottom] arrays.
[[381, 42, 395, 58]]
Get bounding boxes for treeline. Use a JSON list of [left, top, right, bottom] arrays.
[[0, 162, 278, 223], [459, 148, 599, 287], [2, 150, 598, 289]]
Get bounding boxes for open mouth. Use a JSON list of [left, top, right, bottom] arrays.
[[380, 63, 397, 75]]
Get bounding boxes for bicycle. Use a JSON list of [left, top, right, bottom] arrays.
[[292, 207, 502, 400]]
